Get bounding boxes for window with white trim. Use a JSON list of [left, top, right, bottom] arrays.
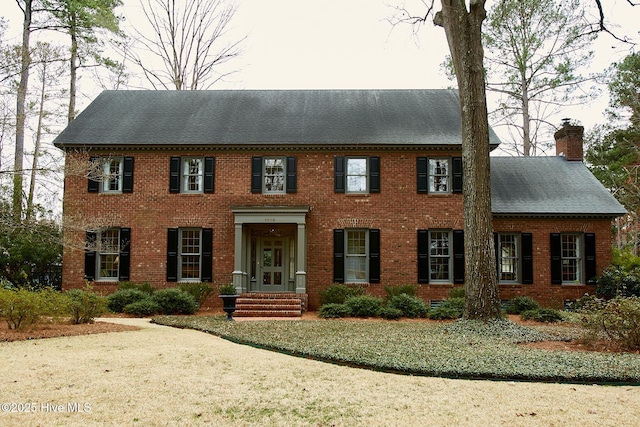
[[346, 158, 368, 193], [429, 158, 450, 193], [497, 233, 519, 283], [264, 157, 286, 193], [182, 157, 204, 193], [429, 230, 451, 282], [179, 228, 202, 281], [346, 229, 368, 282], [561, 234, 582, 283], [97, 228, 120, 280], [102, 157, 123, 193]]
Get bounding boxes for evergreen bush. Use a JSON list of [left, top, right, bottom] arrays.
[[344, 295, 383, 317], [379, 306, 403, 320], [151, 288, 198, 315], [319, 283, 365, 305], [66, 287, 107, 324], [384, 284, 418, 298], [318, 303, 352, 318], [179, 282, 213, 306], [505, 296, 540, 314], [520, 308, 562, 323], [429, 297, 464, 320], [123, 299, 161, 317], [108, 289, 149, 313], [387, 294, 428, 318]]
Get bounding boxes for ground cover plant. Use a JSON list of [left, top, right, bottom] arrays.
[[153, 315, 640, 384]]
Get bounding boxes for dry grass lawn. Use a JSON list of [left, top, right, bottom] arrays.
[[0, 318, 639, 426]]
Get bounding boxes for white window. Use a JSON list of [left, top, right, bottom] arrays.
[[97, 228, 120, 280], [346, 158, 368, 193], [264, 157, 285, 193], [429, 230, 451, 282], [429, 158, 450, 193], [346, 229, 368, 282], [498, 233, 519, 283], [562, 234, 582, 283], [182, 158, 203, 193], [101, 157, 123, 193], [179, 228, 202, 281]]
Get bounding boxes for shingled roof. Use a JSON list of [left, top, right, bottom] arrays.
[[490, 156, 626, 217], [53, 89, 501, 148]]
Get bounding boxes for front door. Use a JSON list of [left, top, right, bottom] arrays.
[[260, 238, 287, 292]]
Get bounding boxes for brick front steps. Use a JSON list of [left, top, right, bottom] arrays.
[[234, 293, 308, 317]]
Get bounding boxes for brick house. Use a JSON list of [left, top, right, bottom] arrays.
[[53, 90, 625, 315]]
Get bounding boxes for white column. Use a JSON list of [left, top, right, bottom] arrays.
[[232, 222, 245, 293], [295, 222, 307, 294]]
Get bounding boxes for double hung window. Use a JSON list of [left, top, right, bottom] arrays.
[[88, 156, 134, 193], [333, 228, 380, 284], [251, 156, 297, 193], [84, 228, 131, 281]]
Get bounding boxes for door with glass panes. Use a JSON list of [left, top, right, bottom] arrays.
[[259, 238, 287, 292]]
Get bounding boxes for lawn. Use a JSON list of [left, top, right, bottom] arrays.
[[152, 316, 640, 384]]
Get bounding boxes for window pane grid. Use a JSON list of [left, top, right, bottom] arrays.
[[102, 158, 122, 192], [346, 158, 367, 193], [429, 231, 450, 281], [180, 229, 201, 280], [97, 228, 119, 280], [264, 158, 285, 193], [429, 159, 450, 193], [499, 234, 518, 282], [183, 158, 203, 192], [346, 230, 367, 282], [561, 234, 581, 282]]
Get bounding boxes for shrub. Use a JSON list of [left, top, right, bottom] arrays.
[[179, 282, 213, 306], [384, 285, 418, 298], [448, 287, 465, 299], [66, 287, 107, 324], [344, 295, 383, 317], [582, 296, 640, 350], [151, 288, 198, 315], [387, 294, 428, 318], [318, 303, 352, 318], [596, 266, 640, 299], [429, 297, 464, 320], [218, 283, 237, 295], [118, 281, 156, 295], [567, 294, 604, 312], [0, 288, 64, 330], [505, 296, 540, 314], [123, 299, 161, 317], [319, 283, 365, 305], [521, 308, 562, 323], [108, 289, 149, 313], [379, 306, 403, 320]]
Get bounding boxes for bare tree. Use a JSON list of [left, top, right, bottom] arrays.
[[131, 0, 243, 90]]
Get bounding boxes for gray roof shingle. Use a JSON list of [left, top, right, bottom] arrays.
[[491, 156, 626, 217], [53, 89, 501, 148]]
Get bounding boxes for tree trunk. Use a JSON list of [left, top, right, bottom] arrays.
[[436, 0, 501, 320], [27, 50, 49, 221], [68, 13, 78, 124], [14, 0, 33, 221]]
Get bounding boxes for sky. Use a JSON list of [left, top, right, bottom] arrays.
[[4, 0, 640, 129]]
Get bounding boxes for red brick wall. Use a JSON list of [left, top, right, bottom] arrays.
[[61, 149, 614, 310]]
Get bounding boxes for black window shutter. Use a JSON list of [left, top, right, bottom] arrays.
[[333, 229, 345, 283], [521, 233, 533, 284], [550, 233, 562, 284], [494, 233, 499, 280], [201, 228, 213, 282], [453, 229, 465, 284], [251, 157, 263, 193], [417, 230, 429, 283], [369, 229, 380, 283], [370, 157, 380, 193], [119, 228, 131, 281], [84, 231, 97, 280], [169, 157, 181, 193], [286, 156, 297, 193], [585, 233, 596, 285], [122, 157, 134, 193], [88, 157, 100, 193], [204, 157, 215, 193], [167, 228, 179, 282], [417, 157, 428, 194], [452, 157, 463, 193], [334, 156, 345, 193]]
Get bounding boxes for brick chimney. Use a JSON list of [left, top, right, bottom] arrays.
[[554, 118, 584, 161]]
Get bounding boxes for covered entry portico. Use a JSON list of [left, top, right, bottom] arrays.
[[231, 206, 309, 295]]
